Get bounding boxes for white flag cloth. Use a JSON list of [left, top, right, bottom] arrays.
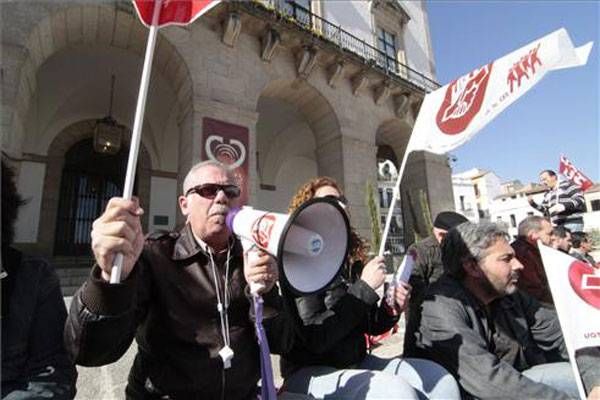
[[410, 28, 593, 154], [538, 243, 600, 352]]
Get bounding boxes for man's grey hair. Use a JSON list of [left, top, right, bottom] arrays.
[[182, 160, 232, 194], [517, 215, 548, 237], [442, 222, 510, 279]]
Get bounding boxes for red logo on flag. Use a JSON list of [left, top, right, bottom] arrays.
[[252, 214, 276, 250], [507, 43, 542, 93], [569, 260, 600, 310], [436, 63, 493, 135], [133, 0, 221, 28], [559, 155, 593, 191]]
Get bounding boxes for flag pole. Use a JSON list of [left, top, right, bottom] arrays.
[[110, 0, 162, 284], [378, 140, 414, 257], [538, 242, 587, 399], [555, 155, 562, 207]]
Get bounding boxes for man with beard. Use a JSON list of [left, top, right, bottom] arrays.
[[1, 159, 77, 399], [65, 161, 290, 399], [410, 222, 600, 399]]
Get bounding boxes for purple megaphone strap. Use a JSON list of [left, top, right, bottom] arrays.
[[254, 295, 277, 400], [226, 207, 241, 232]]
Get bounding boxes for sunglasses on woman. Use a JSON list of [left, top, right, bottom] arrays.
[[185, 183, 241, 199]]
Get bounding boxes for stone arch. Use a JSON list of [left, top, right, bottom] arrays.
[[37, 120, 152, 256], [375, 118, 412, 165], [12, 3, 193, 151], [258, 79, 341, 148], [255, 79, 342, 211]]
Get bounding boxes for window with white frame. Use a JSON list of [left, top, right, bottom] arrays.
[[371, 0, 410, 77]]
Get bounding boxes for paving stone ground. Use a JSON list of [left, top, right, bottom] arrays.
[[67, 299, 407, 399]]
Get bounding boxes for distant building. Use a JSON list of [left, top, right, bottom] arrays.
[[452, 173, 479, 222], [452, 166, 600, 239], [583, 183, 600, 231], [490, 183, 545, 238], [452, 168, 502, 222]]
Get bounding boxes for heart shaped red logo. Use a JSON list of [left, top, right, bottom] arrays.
[[436, 63, 493, 135], [568, 260, 600, 310]]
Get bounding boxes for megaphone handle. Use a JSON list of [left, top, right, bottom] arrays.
[[246, 247, 266, 295]]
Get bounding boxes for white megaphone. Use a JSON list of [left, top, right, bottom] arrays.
[[226, 197, 350, 295]]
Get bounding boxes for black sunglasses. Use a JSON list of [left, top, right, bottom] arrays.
[[185, 183, 241, 199], [324, 194, 348, 206]]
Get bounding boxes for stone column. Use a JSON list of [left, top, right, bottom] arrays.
[[315, 133, 378, 245], [1, 43, 28, 157], [401, 150, 454, 245]]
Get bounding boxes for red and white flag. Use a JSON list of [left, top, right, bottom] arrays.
[[409, 28, 593, 154], [539, 243, 600, 352], [559, 155, 594, 191], [133, 0, 221, 28]]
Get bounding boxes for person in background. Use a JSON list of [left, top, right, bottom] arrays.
[[403, 211, 468, 355], [511, 215, 554, 306], [412, 221, 600, 399], [280, 176, 460, 400], [528, 169, 586, 231], [1, 159, 77, 399], [550, 226, 572, 254], [570, 231, 598, 267]]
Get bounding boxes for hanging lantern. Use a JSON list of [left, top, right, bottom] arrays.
[[93, 75, 126, 155]]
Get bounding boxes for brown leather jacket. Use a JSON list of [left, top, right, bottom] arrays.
[[64, 224, 292, 399]]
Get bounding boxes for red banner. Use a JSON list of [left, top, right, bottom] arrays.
[[202, 118, 249, 205], [559, 155, 593, 191], [133, 0, 221, 28]]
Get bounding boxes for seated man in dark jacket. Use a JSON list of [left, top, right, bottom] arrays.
[[1, 160, 77, 399], [64, 160, 291, 399], [410, 221, 600, 399], [404, 211, 468, 354]]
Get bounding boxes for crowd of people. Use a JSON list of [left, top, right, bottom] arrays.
[[2, 158, 599, 399]]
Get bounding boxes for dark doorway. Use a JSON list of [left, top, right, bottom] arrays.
[[54, 138, 131, 256]]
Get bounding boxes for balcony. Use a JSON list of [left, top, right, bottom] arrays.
[[243, 0, 441, 93]]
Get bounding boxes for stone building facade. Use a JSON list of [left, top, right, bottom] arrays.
[[1, 0, 453, 270]]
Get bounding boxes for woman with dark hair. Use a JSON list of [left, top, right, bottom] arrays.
[[280, 176, 460, 399], [1, 159, 77, 399]]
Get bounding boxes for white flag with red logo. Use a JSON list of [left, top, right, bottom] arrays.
[[133, 0, 221, 28], [409, 28, 593, 154], [538, 243, 600, 352], [559, 155, 594, 191]]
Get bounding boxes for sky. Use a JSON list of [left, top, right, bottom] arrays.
[[426, 0, 599, 185]]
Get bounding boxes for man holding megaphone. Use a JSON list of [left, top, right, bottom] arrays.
[[65, 160, 292, 400]]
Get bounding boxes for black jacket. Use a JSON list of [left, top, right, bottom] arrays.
[[64, 225, 292, 400], [404, 236, 444, 354], [280, 261, 399, 378], [409, 274, 600, 399], [1, 246, 77, 399]]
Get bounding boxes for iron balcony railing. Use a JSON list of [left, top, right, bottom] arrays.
[[259, 0, 440, 92]]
